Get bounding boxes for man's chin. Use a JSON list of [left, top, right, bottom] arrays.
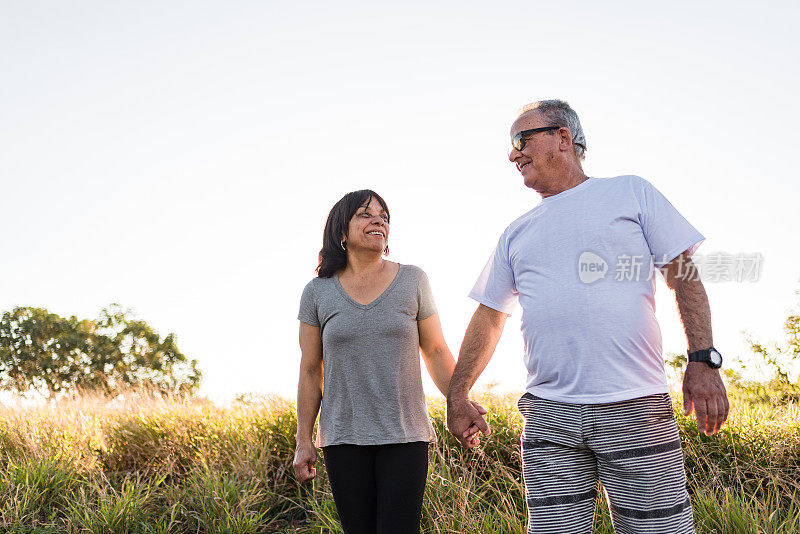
[[522, 177, 547, 195]]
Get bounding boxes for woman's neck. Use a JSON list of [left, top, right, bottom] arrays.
[[342, 250, 385, 277]]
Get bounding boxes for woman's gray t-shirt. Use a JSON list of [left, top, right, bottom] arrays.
[[298, 263, 438, 447]]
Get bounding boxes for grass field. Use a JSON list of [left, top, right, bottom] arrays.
[[0, 388, 798, 533]]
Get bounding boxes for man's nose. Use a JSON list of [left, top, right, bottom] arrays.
[[509, 148, 522, 163]]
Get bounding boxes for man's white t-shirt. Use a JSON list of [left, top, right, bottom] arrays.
[[469, 176, 704, 404]]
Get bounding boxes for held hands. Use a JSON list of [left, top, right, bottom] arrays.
[[292, 401, 488, 481], [682, 362, 730, 436], [293, 439, 317, 483], [447, 398, 491, 448]]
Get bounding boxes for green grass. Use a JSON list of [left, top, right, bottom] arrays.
[[0, 389, 797, 532]]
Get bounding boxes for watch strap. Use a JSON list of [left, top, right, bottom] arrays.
[[687, 348, 712, 362], [687, 347, 722, 368]]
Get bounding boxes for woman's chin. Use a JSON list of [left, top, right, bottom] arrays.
[[353, 244, 385, 255]]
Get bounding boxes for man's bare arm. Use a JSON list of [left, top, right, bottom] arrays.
[[449, 304, 507, 397], [661, 252, 729, 436], [446, 304, 507, 447], [661, 253, 713, 352]]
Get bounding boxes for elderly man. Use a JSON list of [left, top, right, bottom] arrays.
[[446, 99, 728, 534]]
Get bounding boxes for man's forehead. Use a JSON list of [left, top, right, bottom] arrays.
[[510, 110, 544, 136]]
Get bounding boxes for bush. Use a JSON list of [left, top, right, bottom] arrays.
[[0, 389, 797, 532]]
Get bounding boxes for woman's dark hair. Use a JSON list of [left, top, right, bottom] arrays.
[[317, 190, 390, 278]]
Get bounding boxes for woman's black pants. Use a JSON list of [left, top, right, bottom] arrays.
[[322, 441, 429, 534]]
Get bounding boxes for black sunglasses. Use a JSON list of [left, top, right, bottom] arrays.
[[511, 126, 560, 151]]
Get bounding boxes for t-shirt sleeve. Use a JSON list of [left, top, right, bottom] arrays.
[[468, 230, 518, 315], [416, 268, 438, 321], [297, 280, 320, 326], [636, 177, 705, 268]]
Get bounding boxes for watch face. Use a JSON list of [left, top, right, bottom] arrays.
[[709, 349, 723, 366]]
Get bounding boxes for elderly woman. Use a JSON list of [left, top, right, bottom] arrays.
[[293, 189, 481, 534]]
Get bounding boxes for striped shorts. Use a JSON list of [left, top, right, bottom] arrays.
[[518, 392, 694, 534]]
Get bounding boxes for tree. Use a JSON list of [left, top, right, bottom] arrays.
[[0, 304, 202, 400], [741, 305, 800, 403], [716, 295, 800, 404], [663, 291, 800, 404]]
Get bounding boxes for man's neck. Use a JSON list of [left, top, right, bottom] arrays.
[[539, 167, 588, 198]]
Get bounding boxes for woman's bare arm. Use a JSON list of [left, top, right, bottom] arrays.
[[418, 313, 455, 396], [293, 321, 323, 482]]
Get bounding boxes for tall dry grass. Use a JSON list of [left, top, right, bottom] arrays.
[[0, 387, 798, 532]]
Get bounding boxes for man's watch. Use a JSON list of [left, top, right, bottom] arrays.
[[687, 347, 723, 369]]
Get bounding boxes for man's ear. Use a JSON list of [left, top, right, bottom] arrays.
[[558, 127, 574, 152]]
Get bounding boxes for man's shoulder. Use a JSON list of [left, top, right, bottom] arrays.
[[497, 176, 652, 239], [594, 174, 649, 188], [503, 205, 545, 236], [590, 175, 659, 205]]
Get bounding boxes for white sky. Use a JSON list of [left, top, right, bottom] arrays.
[[1, 1, 799, 404]]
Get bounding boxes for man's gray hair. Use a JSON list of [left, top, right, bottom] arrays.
[[518, 99, 587, 161]]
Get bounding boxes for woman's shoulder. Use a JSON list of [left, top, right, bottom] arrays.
[[301, 274, 336, 294], [396, 263, 430, 283]]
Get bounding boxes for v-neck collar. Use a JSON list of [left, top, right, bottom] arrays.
[[334, 263, 404, 310]]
